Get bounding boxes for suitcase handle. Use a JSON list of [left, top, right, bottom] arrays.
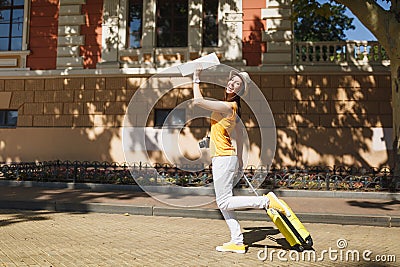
[[242, 174, 291, 216], [242, 174, 259, 196]]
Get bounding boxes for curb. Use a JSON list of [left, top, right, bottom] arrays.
[[151, 206, 398, 227], [0, 200, 398, 228]]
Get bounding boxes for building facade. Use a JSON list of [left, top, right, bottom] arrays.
[[0, 0, 392, 168]]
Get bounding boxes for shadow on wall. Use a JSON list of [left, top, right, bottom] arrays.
[[80, 0, 102, 69], [242, 16, 265, 66], [272, 74, 392, 168], [240, 6, 392, 168], [27, 0, 59, 70], [0, 76, 139, 163], [0, 73, 392, 168]]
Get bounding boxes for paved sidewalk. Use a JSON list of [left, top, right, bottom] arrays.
[[0, 182, 399, 227], [0, 211, 399, 266]]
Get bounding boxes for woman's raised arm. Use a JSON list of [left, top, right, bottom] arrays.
[[192, 66, 233, 114]]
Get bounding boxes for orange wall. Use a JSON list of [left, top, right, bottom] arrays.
[[81, 0, 103, 69], [242, 1, 266, 66], [27, 0, 103, 70], [27, 0, 59, 70], [25, 0, 263, 69]]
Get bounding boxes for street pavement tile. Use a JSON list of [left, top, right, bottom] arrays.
[[0, 210, 398, 266]]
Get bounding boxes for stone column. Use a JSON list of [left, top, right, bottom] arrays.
[[261, 0, 293, 65], [98, 0, 120, 68], [188, 0, 202, 60], [57, 0, 86, 69], [139, 0, 156, 66], [219, 0, 245, 64]]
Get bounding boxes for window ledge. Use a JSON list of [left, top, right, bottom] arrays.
[[0, 50, 31, 56], [0, 50, 31, 68]]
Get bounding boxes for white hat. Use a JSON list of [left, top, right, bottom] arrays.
[[229, 70, 251, 96]]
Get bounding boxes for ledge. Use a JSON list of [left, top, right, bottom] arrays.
[[0, 63, 391, 78]]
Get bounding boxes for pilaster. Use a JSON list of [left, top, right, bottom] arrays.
[[56, 0, 86, 69], [261, 0, 293, 65], [188, 0, 202, 60], [97, 0, 121, 68], [219, 0, 245, 65], [139, 0, 156, 66]]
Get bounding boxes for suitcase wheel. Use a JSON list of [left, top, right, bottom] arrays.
[[292, 244, 305, 252], [292, 236, 313, 252], [305, 236, 313, 248]]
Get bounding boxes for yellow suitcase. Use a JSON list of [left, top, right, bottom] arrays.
[[243, 174, 313, 251], [267, 199, 313, 251]]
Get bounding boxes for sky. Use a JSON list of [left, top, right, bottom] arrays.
[[318, 0, 391, 41]]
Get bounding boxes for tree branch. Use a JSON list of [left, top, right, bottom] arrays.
[[334, 0, 392, 47]]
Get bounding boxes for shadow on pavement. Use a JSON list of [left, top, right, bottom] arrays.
[[243, 226, 289, 249], [0, 186, 151, 204], [0, 185, 157, 219], [0, 210, 53, 227], [0, 183, 220, 211], [346, 199, 400, 211]]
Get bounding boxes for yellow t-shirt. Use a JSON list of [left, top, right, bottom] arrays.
[[210, 102, 237, 157]]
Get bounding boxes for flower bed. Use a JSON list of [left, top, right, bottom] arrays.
[[0, 161, 398, 192]]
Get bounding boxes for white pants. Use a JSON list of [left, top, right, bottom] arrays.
[[212, 156, 269, 245]]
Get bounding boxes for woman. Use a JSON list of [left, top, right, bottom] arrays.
[[192, 67, 289, 254]]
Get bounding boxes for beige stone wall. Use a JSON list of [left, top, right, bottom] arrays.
[[5, 77, 141, 128], [256, 73, 392, 167], [0, 72, 393, 168]]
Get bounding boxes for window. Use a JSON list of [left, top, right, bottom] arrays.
[[154, 108, 185, 127], [202, 0, 218, 47], [156, 0, 188, 47], [0, 0, 24, 51], [0, 110, 18, 127], [127, 0, 143, 48]]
